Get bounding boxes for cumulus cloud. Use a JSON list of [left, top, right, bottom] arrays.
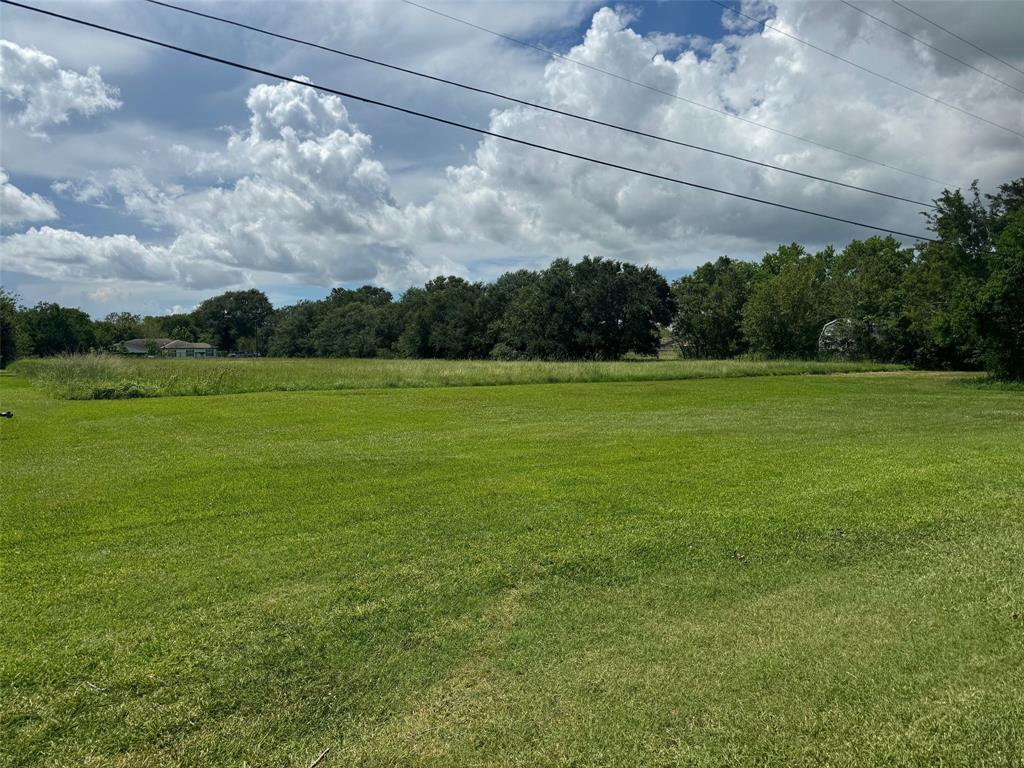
[[1, 168, 58, 227], [1, 226, 244, 290], [3, 227, 173, 282], [2, 78, 445, 290], [0, 39, 120, 136], [3, 1, 1022, 305], [160, 78, 444, 286], [405, 1, 1023, 274]]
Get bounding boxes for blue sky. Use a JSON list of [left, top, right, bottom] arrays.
[[2, 0, 1022, 317]]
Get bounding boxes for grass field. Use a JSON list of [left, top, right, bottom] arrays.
[[11, 354, 905, 399], [2, 365, 1022, 767]]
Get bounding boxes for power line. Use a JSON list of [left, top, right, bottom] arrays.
[[399, 0, 948, 187], [711, 0, 1024, 139], [142, 0, 934, 209], [0, 0, 938, 244], [838, 0, 1023, 95], [891, 0, 1024, 78]]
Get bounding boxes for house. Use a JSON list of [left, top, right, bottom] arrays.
[[121, 338, 218, 358], [160, 340, 218, 358]]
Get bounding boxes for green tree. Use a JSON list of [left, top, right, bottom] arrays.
[[397, 277, 491, 359], [742, 244, 836, 357], [830, 237, 914, 361], [267, 301, 323, 357], [332, 285, 393, 308], [192, 290, 273, 352], [0, 289, 25, 368], [481, 269, 541, 355], [499, 259, 578, 359], [93, 312, 143, 351], [974, 182, 1024, 379], [497, 257, 672, 360], [314, 300, 396, 358], [20, 302, 97, 356], [155, 313, 201, 342], [901, 184, 990, 369], [618, 261, 675, 357], [671, 256, 759, 358], [138, 316, 168, 341]]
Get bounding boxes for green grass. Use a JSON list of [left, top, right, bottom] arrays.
[[10, 354, 907, 400], [1, 368, 1022, 767]]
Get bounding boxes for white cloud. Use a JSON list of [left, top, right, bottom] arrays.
[[160, 78, 445, 286], [3, 1, 1022, 309], [1, 226, 245, 290], [0, 168, 58, 227], [0, 39, 120, 136], [721, 0, 776, 34], [403, 1, 1023, 275], [3, 227, 174, 282], [2, 78, 447, 291], [51, 177, 111, 206]]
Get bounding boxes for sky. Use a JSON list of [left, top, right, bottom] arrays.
[[1, 0, 1022, 318]]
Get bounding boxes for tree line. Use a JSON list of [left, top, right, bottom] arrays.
[[673, 179, 1021, 378], [1, 179, 1020, 379]]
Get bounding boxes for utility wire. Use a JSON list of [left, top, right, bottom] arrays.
[[142, 0, 934, 209], [891, 0, 1024, 78], [839, 0, 1023, 95], [711, 0, 1024, 139], [0, 0, 938, 243], [399, 0, 948, 186]]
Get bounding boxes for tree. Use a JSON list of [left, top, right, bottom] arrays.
[[617, 262, 675, 357], [314, 300, 396, 358], [497, 257, 673, 360], [397, 277, 491, 359], [499, 258, 578, 359], [830, 237, 914, 361], [481, 269, 541, 355], [570, 256, 629, 359], [329, 285, 393, 308], [742, 244, 836, 357], [267, 301, 323, 357], [0, 289, 24, 368], [93, 311, 142, 351], [104, 312, 142, 340], [307, 285, 398, 358], [20, 302, 96, 356], [192, 290, 273, 351], [155, 313, 201, 342], [138, 316, 168, 341], [671, 256, 758, 358], [901, 184, 990, 369], [973, 182, 1024, 379]]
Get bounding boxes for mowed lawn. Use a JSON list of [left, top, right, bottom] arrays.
[[2, 370, 1023, 767]]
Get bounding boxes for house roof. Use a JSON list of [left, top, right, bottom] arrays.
[[122, 338, 214, 352], [124, 338, 173, 352], [160, 340, 213, 349]]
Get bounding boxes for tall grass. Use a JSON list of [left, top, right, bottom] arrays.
[[9, 354, 909, 400]]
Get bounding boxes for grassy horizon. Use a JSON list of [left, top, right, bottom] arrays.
[[10, 354, 909, 400], [2, 368, 1021, 766]]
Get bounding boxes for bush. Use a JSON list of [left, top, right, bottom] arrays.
[[90, 380, 157, 399], [489, 342, 527, 361]]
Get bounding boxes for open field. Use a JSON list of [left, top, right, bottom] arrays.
[[1, 368, 1022, 767], [10, 355, 906, 400]]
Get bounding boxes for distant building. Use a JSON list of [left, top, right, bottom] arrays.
[[121, 338, 217, 358]]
